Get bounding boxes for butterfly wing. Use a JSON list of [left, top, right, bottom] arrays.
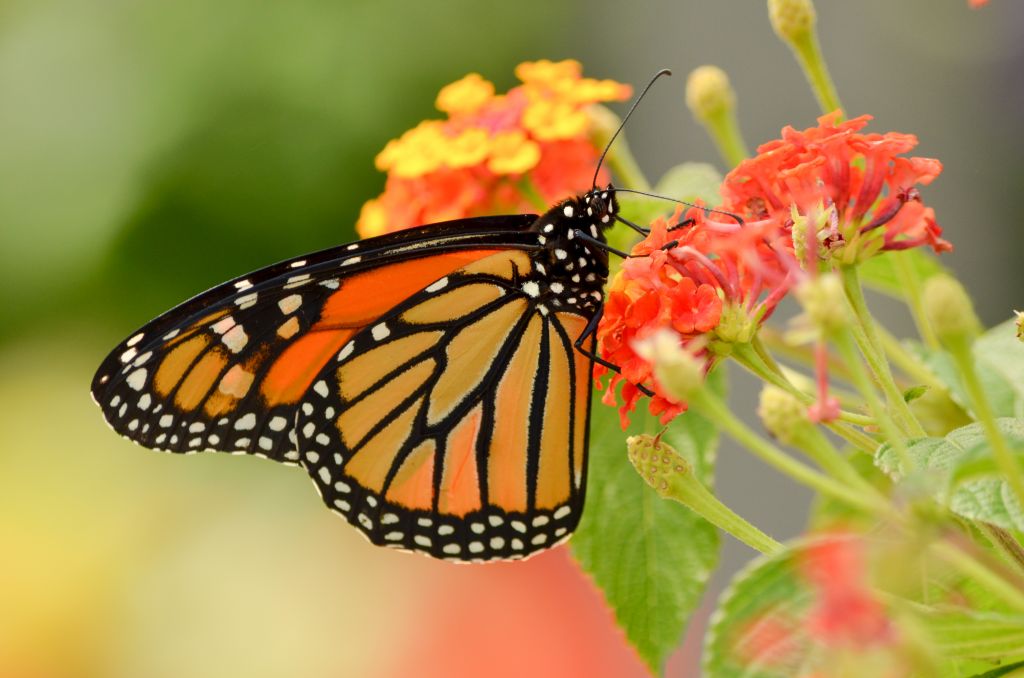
[[91, 215, 537, 463], [294, 248, 594, 561]]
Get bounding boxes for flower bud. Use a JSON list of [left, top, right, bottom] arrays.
[[794, 273, 848, 337], [1015, 310, 1023, 342], [757, 385, 810, 446], [922, 274, 981, 345], [768, 0, 816, 43], [632, 330, 705, 402], [685, 66, 736, 124], [627, 434, 692, 497]]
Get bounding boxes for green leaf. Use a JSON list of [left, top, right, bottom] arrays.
[[858, 249, 947, 298], [913, 318, 1024, 420], [904, 384, 930, 403], [967, 659, 1024, 677], [703, 543, 811, 678], [976, 319, 1024, 419], [704, 535, 1024, 677], [922, 609, 1024, 661], [875, 419, 1024, 531], [571, 370, 723, 675]]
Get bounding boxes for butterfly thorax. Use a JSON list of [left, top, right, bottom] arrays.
[[521, 185, 617, 316]]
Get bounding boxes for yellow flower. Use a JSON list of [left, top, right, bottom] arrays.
[[487, 130, 541, 174], [436, 73, 495, 115], [358, 59, 631, 237], [522, 99, 588, 141]]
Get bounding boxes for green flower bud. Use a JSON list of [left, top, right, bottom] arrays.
[[922, 274, 981, 345], [794, 273, 848, 337], [768, 0, 816, 43], [627, 434, 692, 497], [685, 66, 735, 124], [757, 385, 810, 446]]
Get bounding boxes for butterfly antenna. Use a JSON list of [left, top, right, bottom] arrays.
[[613, 187, 746, 226], [592, 68, 673, 190]]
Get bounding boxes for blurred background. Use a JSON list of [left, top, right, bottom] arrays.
[[2, 1, 1022, 676]]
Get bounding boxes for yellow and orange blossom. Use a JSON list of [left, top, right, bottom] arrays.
[[357, 60, 631, 238]]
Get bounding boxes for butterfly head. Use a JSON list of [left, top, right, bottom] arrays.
[[582, 183, 619, 236]]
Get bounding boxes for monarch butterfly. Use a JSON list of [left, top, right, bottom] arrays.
[[90, 70, 675, 563], [92, 186, 622, 562]]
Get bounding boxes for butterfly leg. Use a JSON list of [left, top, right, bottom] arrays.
[[573, 306, 655, 397]]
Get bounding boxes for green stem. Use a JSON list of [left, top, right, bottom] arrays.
[[791, 424, 882, 497], [758, 326, 855, 382], [688, 386, 890, 516], [779, 366, 862, 410], [826, 422, 881, 456], [790, 31, 844, 115], [841, 266, 927, 437], [630, 438, 782, 555], [932, 539, 1024, 614], [947, 336, 1024, 509], [701, 107, 749, 168], [892, 252, 940, 349], [833, 328, 913, 471], [732, 343, 874, 427], [876, 325, 946, 392]]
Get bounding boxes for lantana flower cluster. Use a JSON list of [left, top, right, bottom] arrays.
[[597, 112, 950, 425], [596, 206, 792, 426], [357, 60, 631, 238]]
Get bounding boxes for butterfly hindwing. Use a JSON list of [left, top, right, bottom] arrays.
[[91, 216, 538, 463], [295, 249, 594, 561]]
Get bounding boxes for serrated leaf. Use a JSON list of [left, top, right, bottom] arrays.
[[912, 318, 1024, 420], [571, 371, 723, 675], [858, 248, 947, 298], [702, 536, 1010, 678], [875, 419, 1024, 531], [703, 545, 811, 678], [702, 535, 923, 678]]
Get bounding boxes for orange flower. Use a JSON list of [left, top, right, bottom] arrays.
[[596, 207, 791, 427], [356, 60, 631, 237], [722, 112, 950, 263]]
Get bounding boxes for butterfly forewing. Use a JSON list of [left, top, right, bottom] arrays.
[[91, 216, 538, 463]]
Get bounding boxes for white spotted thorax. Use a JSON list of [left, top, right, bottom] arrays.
[[523, 184, 617, 314]]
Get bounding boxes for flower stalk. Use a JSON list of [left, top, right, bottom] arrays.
[[767, 0, 844, 114], [628, 435, 783, 555], [841, 266, 927, 438], [685, 65, 749, 167], [687, 380, 891, 517]]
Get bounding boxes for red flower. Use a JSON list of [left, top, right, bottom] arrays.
[[721, 112, 950, 261], [798, 535, 892, 648], [596, 207, 791, 427]]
